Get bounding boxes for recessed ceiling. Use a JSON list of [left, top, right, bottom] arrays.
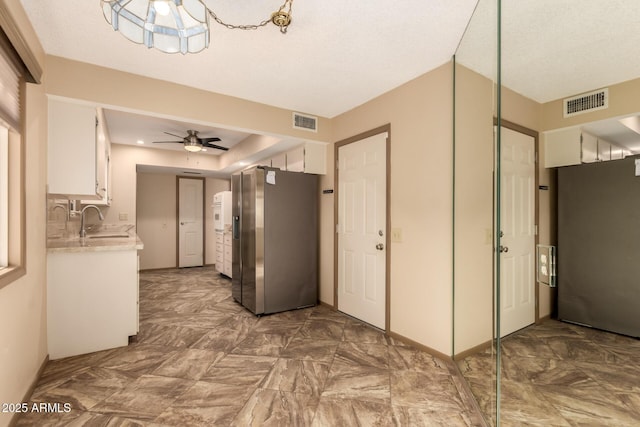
[[103, 109, 251, 155]]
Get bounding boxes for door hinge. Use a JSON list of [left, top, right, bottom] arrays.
[[534, 224, 538, 235], [336, 224, 339, 233]]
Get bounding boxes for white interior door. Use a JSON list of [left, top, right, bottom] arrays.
[[500, 126, 535, 337], [178, 177, 204, 267], [337, 132, 387, 329]]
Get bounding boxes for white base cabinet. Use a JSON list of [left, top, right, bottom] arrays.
[[215, 230, 232, 277], [47, 250, 138, 360]]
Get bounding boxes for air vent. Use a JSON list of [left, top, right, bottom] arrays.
[[563, 88, 608, 118], [293, 112, 318, 132]]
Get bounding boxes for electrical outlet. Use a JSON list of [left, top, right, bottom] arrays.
[[119, 212, 128, 221], [391, 228, 402, 242]]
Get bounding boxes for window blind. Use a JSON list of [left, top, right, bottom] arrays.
[[0, 29, 22, 131]]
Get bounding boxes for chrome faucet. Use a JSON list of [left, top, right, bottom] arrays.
[[79, 205, 104, 238]]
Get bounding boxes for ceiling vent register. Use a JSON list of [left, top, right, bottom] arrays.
[[563, 88, 609, 118], [293, 112, 318, 132]]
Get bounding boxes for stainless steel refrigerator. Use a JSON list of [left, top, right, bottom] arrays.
[[231, 166, 318, 315], [558, 155, 640, 337]]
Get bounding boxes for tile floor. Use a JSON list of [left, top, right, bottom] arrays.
[[459, 319, 640, 426], [17, 267, 484, 426]]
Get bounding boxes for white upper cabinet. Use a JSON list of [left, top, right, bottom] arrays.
[[544, 127, 582, 168], [285, 143, 326, 174], [83, 107, 112, 205], [544, 128, 621, 168], [48, 99, 111, 201], [270, 152, 286, 170], [581, 132, 598, 164]]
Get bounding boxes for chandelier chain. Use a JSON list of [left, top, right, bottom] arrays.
[[206, 0, 294, 33]]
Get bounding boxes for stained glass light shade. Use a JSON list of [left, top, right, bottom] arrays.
[[102, 0, 209, 54]]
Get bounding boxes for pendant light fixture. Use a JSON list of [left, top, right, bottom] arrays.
[[101, 0, 209, 54], [101, 0, 294, 55]]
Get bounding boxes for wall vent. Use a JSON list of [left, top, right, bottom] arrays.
[[293, 112, 318, 132], [563, 88, 608, 118]]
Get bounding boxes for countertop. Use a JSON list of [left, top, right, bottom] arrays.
[[47, 225, 144, 253]]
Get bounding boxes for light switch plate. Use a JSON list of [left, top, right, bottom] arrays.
[[119, 212, 128, 221], [391, 228, 402, 242]]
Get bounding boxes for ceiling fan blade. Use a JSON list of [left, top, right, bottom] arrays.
[[202, 142, 229, 151], [200, 137, 221, 143], [152, 140, 183, 144], [163, 131, 185, 139]]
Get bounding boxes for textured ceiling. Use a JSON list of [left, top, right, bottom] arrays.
[[458, 0, 640, 105], [20, 0, 477, 119], [18, 1, 640, 154]]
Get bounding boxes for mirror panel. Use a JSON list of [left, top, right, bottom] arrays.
[[453, 0, 500, 425]]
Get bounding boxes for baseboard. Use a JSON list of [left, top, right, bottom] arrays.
[[537, 314, 551, 323], [387, 331, 451, 362], [139, 265, 218, 273], [317, 300, 334, 309], [9, 354, 49, 427], [453, 339, 493, 361]]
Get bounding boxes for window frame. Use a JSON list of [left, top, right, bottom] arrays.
[[0, 68, 26, 290]]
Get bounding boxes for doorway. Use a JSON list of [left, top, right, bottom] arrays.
[[177, 176, 204, 268], [334, 126, 390, 330], [498, 122, 538, 337]]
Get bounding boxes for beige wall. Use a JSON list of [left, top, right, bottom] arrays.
[[453, 64, 495, 354], [43, 56, 332, 144], [0, 2, 47, 425], [541, 76, 640, 131], [330, 62, 454, 355], [136, 173, 177, 270], [112, 147, 230, 270], [453, 65, 547, 354]]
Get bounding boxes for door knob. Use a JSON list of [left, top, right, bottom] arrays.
[[499, 245, 509, 253], [180, 222, 185, 225], [376, 243, 384, 250]]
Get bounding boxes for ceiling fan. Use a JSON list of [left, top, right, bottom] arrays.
[[152, 130, 228, 152]]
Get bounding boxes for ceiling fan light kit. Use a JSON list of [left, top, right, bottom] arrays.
[[101, 0, 294, 54], [152, 130, 228, 152]]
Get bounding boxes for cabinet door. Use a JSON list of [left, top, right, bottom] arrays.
[[611, 144, 624, 160], [581, 132, 598, 163], [286, 146, 305, 172], [48, 99, 98, 198], [302, 143, 326, 174], [82, 107, 111, 205], [270, 153, 286, 170], [597, 139, 611, 161], [544, 127, 581, 168], [285, 143, 327, 174]]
